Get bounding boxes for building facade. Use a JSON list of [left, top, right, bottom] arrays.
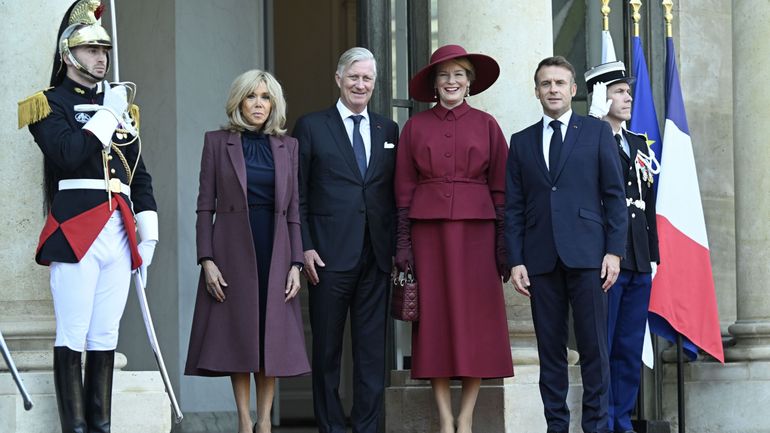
[[1, 1, 767, 432]]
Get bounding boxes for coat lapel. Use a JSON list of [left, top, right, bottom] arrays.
[[529, 121, 550, 181], [226, 131, 247, 198], [325, 107, 364, 182], [269, 135, 288, 206], [552, 114, 582, 181], [365, 113, 384, 183]]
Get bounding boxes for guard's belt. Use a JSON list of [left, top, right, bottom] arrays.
[[59, 178, 131, 197]]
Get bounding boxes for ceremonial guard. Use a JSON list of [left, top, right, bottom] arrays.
[[18, 1, 157, 431], [585, 61, 660, 433]]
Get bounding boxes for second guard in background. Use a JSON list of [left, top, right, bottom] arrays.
[[585, 60, 660, 433], [18, 1, 157, 432]]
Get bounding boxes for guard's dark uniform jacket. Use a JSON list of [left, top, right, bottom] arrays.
[[619, 129, 659, 272], [21, 76, 156, 268]]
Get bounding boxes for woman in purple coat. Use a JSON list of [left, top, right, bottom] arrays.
[[394, 45, 513, 433], [185, 70, 310, 433]]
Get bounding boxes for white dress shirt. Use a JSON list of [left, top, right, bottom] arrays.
[[541, 109, 572, 170], [336, 99, 371, 163]]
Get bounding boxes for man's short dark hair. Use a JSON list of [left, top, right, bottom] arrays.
[[534, 56, 576, 85]]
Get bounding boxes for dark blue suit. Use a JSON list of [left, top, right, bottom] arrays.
[[294, 105, 399, 433], [505, 113, 627, 433]]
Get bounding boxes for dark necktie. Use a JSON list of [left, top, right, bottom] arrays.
[[615, 133, 629, 157], [548, 120, 562, 178], [350, 115, 367, 177]]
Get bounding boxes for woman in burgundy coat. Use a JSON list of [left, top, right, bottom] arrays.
[[394, 45, 514, 433], [185, 70, 310, 433]]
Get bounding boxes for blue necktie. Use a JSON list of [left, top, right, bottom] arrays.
[[350, 115, 367, 177], [548, 119, 563, 179]]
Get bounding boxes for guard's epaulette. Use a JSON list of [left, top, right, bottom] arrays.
[[17, 88, 53, 129], [129, 104, 140, 132]]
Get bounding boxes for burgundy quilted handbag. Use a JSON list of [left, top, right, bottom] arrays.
[[391, 266, 419, 321]]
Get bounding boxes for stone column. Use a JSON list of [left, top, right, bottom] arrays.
[[726, 2, 770, 361], [386, 2, 582, 432], [0, 3, 169, 432], [674, 0, 738, 339], [655, 3, 770, 433]]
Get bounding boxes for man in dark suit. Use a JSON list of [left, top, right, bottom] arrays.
[[585, 61, 660, 433], [505, 56, 627, 433], [294, 47, 399, 433]]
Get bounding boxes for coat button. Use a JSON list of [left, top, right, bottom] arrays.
[[107, 155, 113, 161], [552, 186, 557, 191], [628, 181, 633, 186], [110, 168, 116, 174], [444, 193, 451, 198], [631, 213, 636, 218], [445, 132, 452, 138], [444, 152, 451, 157], [230, 205, 234, 211], [282, 210, 286, 215]]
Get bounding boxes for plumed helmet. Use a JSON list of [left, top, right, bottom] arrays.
[[51, 0, 112, 86]]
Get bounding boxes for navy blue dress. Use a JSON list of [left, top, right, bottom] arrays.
[[242, 130, 275, 365]]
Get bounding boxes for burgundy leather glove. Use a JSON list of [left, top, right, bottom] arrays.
[[495, 206, 511, 283], [395, 207, 414, 272]]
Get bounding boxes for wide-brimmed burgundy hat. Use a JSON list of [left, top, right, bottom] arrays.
[[409, 44, 500, 103]]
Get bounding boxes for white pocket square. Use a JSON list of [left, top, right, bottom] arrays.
[[384, 142, 395, 149]]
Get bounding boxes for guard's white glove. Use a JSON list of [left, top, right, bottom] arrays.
[[134, 210, 159, 288], [650, 261, 658, 279], [78, 81, 131, 148], [588, 81, 613, 119]]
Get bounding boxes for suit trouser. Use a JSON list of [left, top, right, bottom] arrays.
[[309, 241, 388, 433], [50, 212, 132, 352], [530, 261, 610, 433], [607, 270, 651, 432]]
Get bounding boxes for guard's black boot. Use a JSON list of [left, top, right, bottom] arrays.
[[84, 350, 115, 433], [53, 346, 88, 433]]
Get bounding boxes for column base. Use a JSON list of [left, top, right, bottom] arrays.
[[385, 366, 584, 433], [0, 369, 171, 433], [725, 320, 770, 362], [661, 360, 770, 433]]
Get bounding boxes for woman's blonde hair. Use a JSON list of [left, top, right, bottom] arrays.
[[224, 69, 287, 135]]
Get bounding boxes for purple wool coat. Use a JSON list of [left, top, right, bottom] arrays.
[[184, 129, 310, 377]]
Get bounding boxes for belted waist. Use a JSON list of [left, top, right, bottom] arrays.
[[418, 176, 487, 185], [59, 178, 131, 196]]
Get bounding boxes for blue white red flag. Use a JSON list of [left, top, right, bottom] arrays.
[[648, 37, 724, 363]]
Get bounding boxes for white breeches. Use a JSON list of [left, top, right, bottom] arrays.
[[50, 212, 131, 352]]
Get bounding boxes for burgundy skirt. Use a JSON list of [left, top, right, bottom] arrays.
[[410, 219, 513, 379]]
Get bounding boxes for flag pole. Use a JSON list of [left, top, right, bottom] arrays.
[[661, 2, 685, 431], [630, 0, 642, 38], [600, 0, 610, 31], [677, 334, 686, 433]]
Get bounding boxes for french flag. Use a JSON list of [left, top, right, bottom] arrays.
[[648, 37, 724, 363]]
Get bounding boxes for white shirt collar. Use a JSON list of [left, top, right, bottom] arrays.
[[542, 109, 572, 130], [336, 99, 369, 122]]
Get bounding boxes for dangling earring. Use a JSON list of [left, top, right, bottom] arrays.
[[434, 88, 439, 100], [465, 85, 471, 97]]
